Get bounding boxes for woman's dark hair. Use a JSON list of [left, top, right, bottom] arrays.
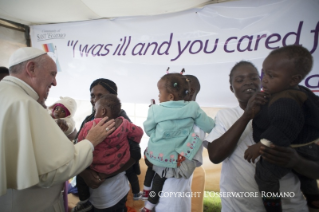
[[229, 61, 258, 84], [90, 78, 118, 95], [160, 73, 190, 100]]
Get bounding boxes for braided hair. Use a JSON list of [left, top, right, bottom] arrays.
[[160, 73, 190, 101], [184, 75, 200, 93]]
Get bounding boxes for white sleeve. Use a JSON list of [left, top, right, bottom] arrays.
[[38, 140, 93, 188], [0, 82, 93, 196], [204, 111, 227, 144]]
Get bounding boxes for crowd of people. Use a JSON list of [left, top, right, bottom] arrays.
[[0, 45, 318, 212]]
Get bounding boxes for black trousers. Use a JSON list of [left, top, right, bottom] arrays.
[[76, 175, 90, 201], [144, 167, 155, 187], [125, 166, 140, 194], [144, 167, 167, 204], [255, 153, 319, 196]]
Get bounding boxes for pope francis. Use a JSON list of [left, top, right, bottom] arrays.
[[0, 47, 115, 211]]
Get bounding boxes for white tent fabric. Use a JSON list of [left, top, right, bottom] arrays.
[[28, 0, 319, 107], [0, 0, 232, 25], [0, 0, 318, 194], [0, 26, 26, 66]]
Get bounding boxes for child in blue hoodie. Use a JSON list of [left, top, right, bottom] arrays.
[[141, 73, 215, 212]]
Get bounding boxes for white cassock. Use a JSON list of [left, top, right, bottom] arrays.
[[0, 76, 93, 212]]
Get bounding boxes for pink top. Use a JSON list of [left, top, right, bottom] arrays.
[[78, 116, 143, 174]]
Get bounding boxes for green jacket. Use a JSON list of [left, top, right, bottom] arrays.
[[144, 100, 215, 168]]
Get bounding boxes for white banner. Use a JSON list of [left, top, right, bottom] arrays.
[[30, 0, 319, 107]]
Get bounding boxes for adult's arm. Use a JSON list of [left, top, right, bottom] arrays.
[[207, 91, 268, 164], [38, 117, 115, 187], [102, 158, 136, 178], [80, 135, 140, 189], [79, 158, 136, 189], [260, 145, 319, 179], [38, 141, 94, 187], [207, 112, 251, 164]]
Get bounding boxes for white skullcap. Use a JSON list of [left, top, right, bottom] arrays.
[[8, 47, 46, 68]]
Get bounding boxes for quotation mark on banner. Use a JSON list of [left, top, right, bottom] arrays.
[[67, 40, 78, 47], [149, 191, 156, 198]]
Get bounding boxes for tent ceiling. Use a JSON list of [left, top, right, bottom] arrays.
[[0, 0, 233, 26]]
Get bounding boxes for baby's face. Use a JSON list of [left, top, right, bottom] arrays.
[[53, 106, 67, 119], [262, 54, 295, 94]]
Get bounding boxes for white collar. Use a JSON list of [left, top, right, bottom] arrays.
[[2, 76, 39, 101]]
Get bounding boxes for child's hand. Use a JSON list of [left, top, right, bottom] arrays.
[[56, 119, 69, 132], [244, 143, 262, 163], [244, 91, 270, 119]]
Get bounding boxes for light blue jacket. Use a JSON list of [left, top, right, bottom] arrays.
[[144, 100, 215, 168]]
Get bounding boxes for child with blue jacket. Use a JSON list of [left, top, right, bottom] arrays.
[[141, 73, 215, 212]]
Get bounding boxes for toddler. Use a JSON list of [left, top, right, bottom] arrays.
[[49, 96, 77, 136], [141, 73, 215, 212], [73, 94, 144, 212], [244, 45, 319, 212]]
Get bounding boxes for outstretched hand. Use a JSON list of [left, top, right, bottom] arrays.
[[244, 91, 270, 119], [86, 117, 115, 147]]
